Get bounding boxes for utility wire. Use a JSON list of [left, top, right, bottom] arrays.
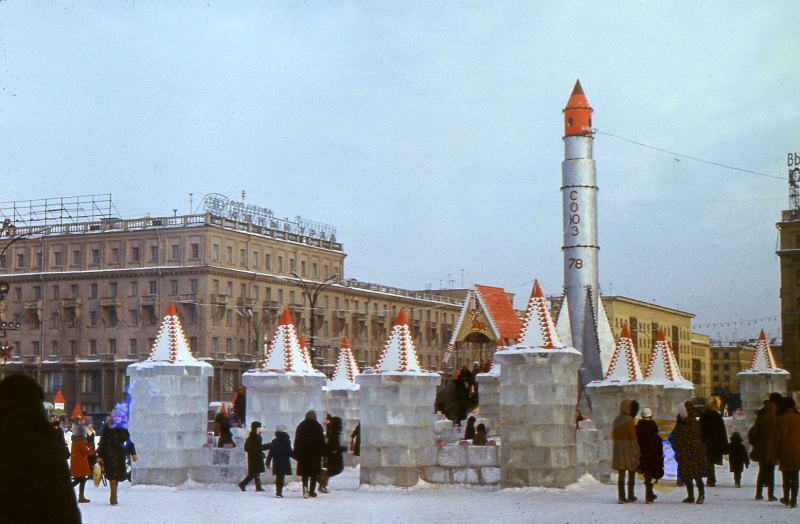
[[596, 130, 785, 181]]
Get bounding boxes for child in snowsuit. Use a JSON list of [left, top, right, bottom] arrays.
[[728, 431, 750, 488], [238, 421, 270, 492], [266, 425, 293, 498]]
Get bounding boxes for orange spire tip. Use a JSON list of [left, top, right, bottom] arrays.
[[394, 309, 408, 327], [656, 328, 666, 341], [571, 79, 584, 96], [278, 308, 294, 326], [758, 330, 767, 340], [298, 335, 307, 347], [341, 336, 350, 349], [165, 301, 178, 317], [619, 324, 632, 339], [531, 279, 544, 298]]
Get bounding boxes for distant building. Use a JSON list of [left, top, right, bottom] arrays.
[[550, 295, 710, 397], [776, 207, 800, 390], [709, 342, 755, 395], [0, 195, 462, 413]]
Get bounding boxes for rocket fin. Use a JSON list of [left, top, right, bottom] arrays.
[[555, 294, 573, 347], [596, 295, 616, 376], [581, 286, 604, 382]]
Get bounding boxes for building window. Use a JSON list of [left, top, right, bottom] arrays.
[[312, 263, 318, 277], [90, 311, 98, 326], [43, 371, 63, 393], [170, 280, 178, 294], [35, 252, 43, 268], [278, 256, 283, 272], [149, 281, 157, 294], [131, 247, 140, 262], [81, 371, 102, 393], [191, 243, 200, 259], [171, 245, 179, 260], [253, 252, 259, 267], [33, 286, 42, 300], [189, 305, 197, 324], [89, 340, 97, 355], [227, 282, 233, 296], [130, 281, 138, 296], [240, 248, 246, 266], [190, 336, 197, 353], [150, 246, 159, 262], [278, 289, 283, 303], [109, 339, 117, 354], [75, 251, 84, 266], [266, 254, 271, 269], [111, 248, 120, 263], [211, 337, 219, 353], [50, 341, 58, 355], [0, 255, 5, 269], [16, 253, 24, 268], [226, 310, 232, 326], [53, 251, 63, 267], [190, 279, 198, 293], [129, 309, 138, 325], [253, 286, 259, 300], [240, 284, 246, 297], [50, 312, 59, 329], [289, 259, 296, 272], [110, 282, 117, 297], [129, 339, 137, 355], [148, 338, 156, 350], [213, 280, 219, 294], [91, 249, 100, 265], [32, 341, 40, 356], [52, 285, 60, 300], [266, 287, 272, 301], [239, 339, 245, 354], [108, 309, 118, 327], [226, 247, 233, 263], [90, 284, 98, 298], [290, 291, 296, 305], [213, 244, 219, 260], [69, 340, 77, 356], [301, 261, 306, 276], [226, 338, 232, 354]]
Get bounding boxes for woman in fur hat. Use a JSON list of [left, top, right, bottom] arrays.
[[670, 401, 708, 504], [70, 423, 96, 503]]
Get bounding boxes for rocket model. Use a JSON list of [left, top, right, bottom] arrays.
[[561, 80, 605, 385]]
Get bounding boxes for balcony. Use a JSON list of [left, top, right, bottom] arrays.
[[60, 298, 82, 309], [178, 293, 201, 304], [24, 299, 43, 311], [262, 300, 279, 311], [236, 297, 257, 308], [211, 294, 228, 306], [139, 295, 158, 307], [100, 297, 121, 308]]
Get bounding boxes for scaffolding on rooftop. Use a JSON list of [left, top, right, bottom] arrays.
[[0, 194, 120, 229]]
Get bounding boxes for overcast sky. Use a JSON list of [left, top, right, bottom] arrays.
[[1, 1, 798, 342]]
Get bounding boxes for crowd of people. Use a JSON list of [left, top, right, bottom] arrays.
[[611, 393, 800, 508], [238, 410, 353, 499]]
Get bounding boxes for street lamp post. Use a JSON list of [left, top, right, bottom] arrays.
[[0, 220, 28, 364], [288, 272, 338, 361]]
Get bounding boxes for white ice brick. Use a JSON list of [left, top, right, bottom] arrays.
[[451, 468, 479, 484], [437, 445, 466, 467], [480, 467, 501, 484]]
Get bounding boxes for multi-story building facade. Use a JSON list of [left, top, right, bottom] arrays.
[[0, 196, 461, 414], [550, 295, 711, 397], [776, 207, 800, 390], [709, 342, 755, 395]]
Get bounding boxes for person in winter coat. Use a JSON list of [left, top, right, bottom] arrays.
[[472, 423, 488, 446], [350, 422, 361, 457], [636, 407, 664, 504], [464, 416, 477, 441], [266, 425, 292, 498], [699, 395, 728, 487], [671, 401, 708, 504], [70, 423, 96, 503], [97, 402, 138, 506], [0, 374, 82, 523], [238, 421, 271, 492], [611, 399, 640, 503], [215, 410, 235, 448], [85, 419, 98, 469], [727, 431, 750, 488], [293, 410, 326, 498], [776, 396, 800, 508], [232, 387, 247, 427], [749, 398, 780, 501], [320, 416, 347, 494]]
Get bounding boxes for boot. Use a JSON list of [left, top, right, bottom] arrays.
[[254, 478, 264, 492], [645, 482, 656, 504], [696, 479, 705, 504], [627, 474, 637, 503], [682, 481, 695, 503], [109, 480, 118, 506], [617, 474, 627, 504]]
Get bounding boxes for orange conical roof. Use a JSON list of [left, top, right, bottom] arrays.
[[374, 309, 423, 373], [516, 280, 564, 349], [70, 403, 83, 420], [260, 307, 318, 373], [54, 390, 65, 404], [329, 337, 360, 388], [746, 330, 784, 372], [603, 324, 643, 383], [564, 79, 593, 137], [147, 301, 198, 363]]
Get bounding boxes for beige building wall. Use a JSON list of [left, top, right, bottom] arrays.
[[0, 213, 461, 412], [776, 209, 800, 390], [710, 344, 755, 394]]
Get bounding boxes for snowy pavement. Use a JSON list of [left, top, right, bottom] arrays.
[[77, 465, 795, 524]]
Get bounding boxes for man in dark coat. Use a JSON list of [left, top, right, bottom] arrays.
[[0, 374, 82, 523], [266, 425, 292, 498], [636, 407, 664, 504], [699, 395, 728, 487], [293, 410, 326, 498], [749, 398, 780, 500], [238, 421, 270, 492]]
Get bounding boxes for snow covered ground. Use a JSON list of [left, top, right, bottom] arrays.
[[76, 465, 795, 524]]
